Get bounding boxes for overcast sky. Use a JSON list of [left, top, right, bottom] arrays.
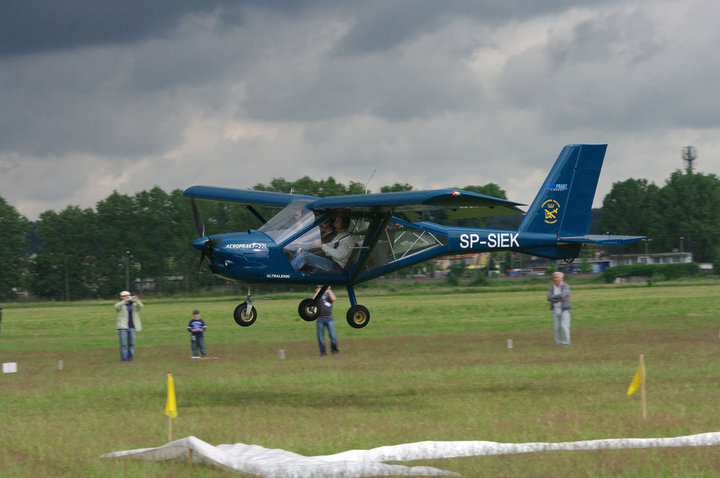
[[2, 0, 719, 220]]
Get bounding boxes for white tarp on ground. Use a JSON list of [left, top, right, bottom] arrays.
[[101, 432, 720, 477]]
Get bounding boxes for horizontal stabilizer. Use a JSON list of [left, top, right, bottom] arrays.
[[559, 235, 646, 245]]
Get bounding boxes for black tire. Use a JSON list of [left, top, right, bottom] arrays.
[[346, 305, 370, 329], [298, 298, 319, 322], [233, 302, 257, 327]]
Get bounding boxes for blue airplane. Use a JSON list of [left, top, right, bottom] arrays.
[[184, 144, 643, 329]]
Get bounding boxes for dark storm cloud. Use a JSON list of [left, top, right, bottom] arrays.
[[331, 0, 585, 55], [497, 5, 720, 133], [2, 0, 719, 221], [0, 0, 232, 57], [0, 0, 586, 58]]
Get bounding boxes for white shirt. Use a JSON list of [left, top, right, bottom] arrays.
[[321, 232, 355, 267]]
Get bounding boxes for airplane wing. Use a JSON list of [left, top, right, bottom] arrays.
[[184, 186, 523, 219], [183, 186, 318, 207], [308, 189, 524, 218]]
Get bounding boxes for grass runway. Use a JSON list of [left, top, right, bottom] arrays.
[[1, 280, 719, 477]]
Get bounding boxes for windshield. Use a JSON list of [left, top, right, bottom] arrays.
[[257, 201, 316, 244]]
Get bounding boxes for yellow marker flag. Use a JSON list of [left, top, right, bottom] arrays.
[[627, 358, 645, 396], [165, 374, 177, 418]]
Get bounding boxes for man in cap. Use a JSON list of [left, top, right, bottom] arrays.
[[114, 291, 143, 361]]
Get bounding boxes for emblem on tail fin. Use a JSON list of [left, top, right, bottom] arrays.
[[542, 199, 560, 224]]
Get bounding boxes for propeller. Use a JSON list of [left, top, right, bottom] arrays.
[[190, 195, 205, 238], [190, 195, 217, 271]]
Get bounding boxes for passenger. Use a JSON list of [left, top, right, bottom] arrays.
[[291, 215, 354, 272]]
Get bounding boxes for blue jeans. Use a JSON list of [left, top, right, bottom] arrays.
[[291, 251, 335, 272], [317, 316, 339, 355], [118, 328, 136, 361], [191, 334, 206, 356]]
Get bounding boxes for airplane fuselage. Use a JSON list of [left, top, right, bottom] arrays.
[[194, 224, 569, 287]]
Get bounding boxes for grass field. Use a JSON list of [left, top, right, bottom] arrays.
[[1, 280, 720, 477]]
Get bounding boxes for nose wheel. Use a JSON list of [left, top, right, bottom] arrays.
[[233, 285, 257, 327], [234, 302, 257, 327]]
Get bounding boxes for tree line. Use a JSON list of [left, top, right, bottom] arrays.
[[598, 169, 720, 264], [1, 169, 718, 300], [0, 177, 492, 300]]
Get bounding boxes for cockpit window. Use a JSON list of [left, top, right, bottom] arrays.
[[257, 201, 315, 243]]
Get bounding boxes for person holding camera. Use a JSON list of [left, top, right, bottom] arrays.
[[547, 272, 572, 347], [114, 291, 143, 361], [314, 286, 339, 356]]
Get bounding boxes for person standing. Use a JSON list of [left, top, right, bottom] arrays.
[[114, 291, 143, 361], [187, 309, 207, 357], [315, 286, 339, 356], [547, 272, 572, 347]]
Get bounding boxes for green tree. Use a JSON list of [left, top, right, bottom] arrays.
[[94, 191, 140, 296], [380, 183, 413, 193], [598, 178, 660, 253], [0, 197, 31, 299], [29, 206, 97, 300], [462, 183, 507, 199], [651, 170, 720, 263], [254, 176, 365, 197]]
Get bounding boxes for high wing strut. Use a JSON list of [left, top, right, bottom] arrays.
[[348, 211, 393, 283], [246, 205, 267, 224]]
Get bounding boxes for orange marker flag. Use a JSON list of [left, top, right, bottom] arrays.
[[165, 374, 177, 418]]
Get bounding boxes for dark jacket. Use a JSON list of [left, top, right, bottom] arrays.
[[187, 318, 207, 335]]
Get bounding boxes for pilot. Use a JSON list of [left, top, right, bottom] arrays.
[[291, 215, 355, 272]]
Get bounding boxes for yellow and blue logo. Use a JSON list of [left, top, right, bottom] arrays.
[[542, 199, 560, 224]]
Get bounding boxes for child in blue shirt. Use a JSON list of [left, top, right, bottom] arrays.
[[187, 309, 207, 357]]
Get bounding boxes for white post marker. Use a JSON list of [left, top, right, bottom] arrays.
[[2, 362, 18, 373], [58, 360, 63, 371], [507, 339, 513, 350], [279, 349, 285, 360]]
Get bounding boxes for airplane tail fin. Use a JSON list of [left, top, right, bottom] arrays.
[[518, 144, 606, 237], [517, 144, 644, 259]]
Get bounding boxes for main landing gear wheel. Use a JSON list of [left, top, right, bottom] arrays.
[[298, 298, 319, 322], [233, 302, 257, 327], [347, 305, 370, 329]]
